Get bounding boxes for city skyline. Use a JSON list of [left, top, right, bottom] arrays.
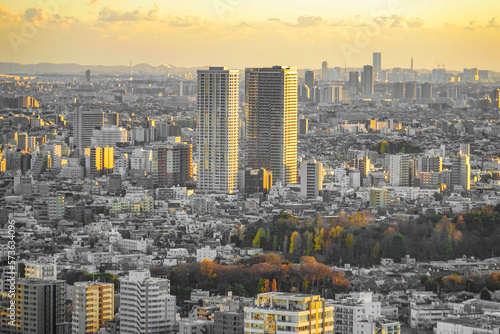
[[1, 1, 500, 71]]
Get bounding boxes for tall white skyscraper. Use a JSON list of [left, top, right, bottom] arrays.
[[119, 270, 176, 334], [196, 67, 239, 194], [245, 66, 298, 185], [74, 108, 104, 148]]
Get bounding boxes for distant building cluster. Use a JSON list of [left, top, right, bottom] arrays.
[[0, 55, 499, 334]]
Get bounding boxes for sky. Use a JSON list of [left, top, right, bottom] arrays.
[[1, 0, 499, 71]]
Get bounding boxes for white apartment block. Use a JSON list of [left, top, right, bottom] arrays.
[[21, 261, 57, 280], [197, 67, 239, 194], [196, 246, 217, 263], [332, 292, 401, 334], [389, 154, 410, 187], [119, 270, 175, 334], [436, 318, 500, 334], [410, 307, 451, 329], [117, 238, 148, 253], [91, 125, 128, 147]]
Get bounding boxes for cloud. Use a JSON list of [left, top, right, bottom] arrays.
[[98, 4, 162, 22], [230, 21, 254, 36], [373, 15, 424, 29], [268, 14, 424, 30], [24, 7, 56, 22], [293, 16, 323, 27], [169, 16, 197, 27], [487, 17, 499, 30], [90, 0, 100, 5], [19, 7, 78, 29], [0, 5, 12, 18], [269, 15, 323, 28]]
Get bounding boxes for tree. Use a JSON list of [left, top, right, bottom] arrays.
[[487, 272, 500, 291], [420, 275, 431, 284], [233, 283, 246, 296], [252, 228, 266, 248], [299, 256, 317, 264], [304, 231, 314, 255], [390, 234, 408, 259], [257, 279, 266, 293], [200, 260, 217, 279], [290, 232, 300, 255], [302, 278, 310, 293], [272, 279, 277, 292], [380, 141, 389, 154], [372, 242, 381, 260], [314, 228, 325, 252], [480, 287, 492, 301], [332, 271, 350, 288], [345, 233, 354, 248], [283, 235, 289, 254], [264, 279, 270, 292], [272, 235, 278, 251]]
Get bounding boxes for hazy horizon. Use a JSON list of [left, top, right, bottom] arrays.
[[1, 0, 500, 71]]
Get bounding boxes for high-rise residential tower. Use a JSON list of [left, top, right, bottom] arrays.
[[299, 159, 324, 199], [389, 154, 410, 186], [349, 71, 359, 97], [119, 270, 176, 334], [74, 108, 105, 148], [373, 52, 381, 81], [196, 67, 239, 194], [304, 70, 315, 88], [0, 279, 68, 334], [17, 133, 28, 151], [362, 65, 374, 95], [245, 66, 298, 185], [452, 154, 471, 191], [153, 138, 193, 188], [322, 61, 329, 81]]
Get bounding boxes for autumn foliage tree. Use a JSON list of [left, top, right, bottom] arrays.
[[238, 205, 500, 266], [167, 253, 351, 300]]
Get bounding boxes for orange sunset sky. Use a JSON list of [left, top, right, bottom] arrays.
[[1, 0, 499, 71]]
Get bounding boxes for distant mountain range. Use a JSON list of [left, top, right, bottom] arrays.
[[0, 62, 205, 76], [0, 62, 499, 80]]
